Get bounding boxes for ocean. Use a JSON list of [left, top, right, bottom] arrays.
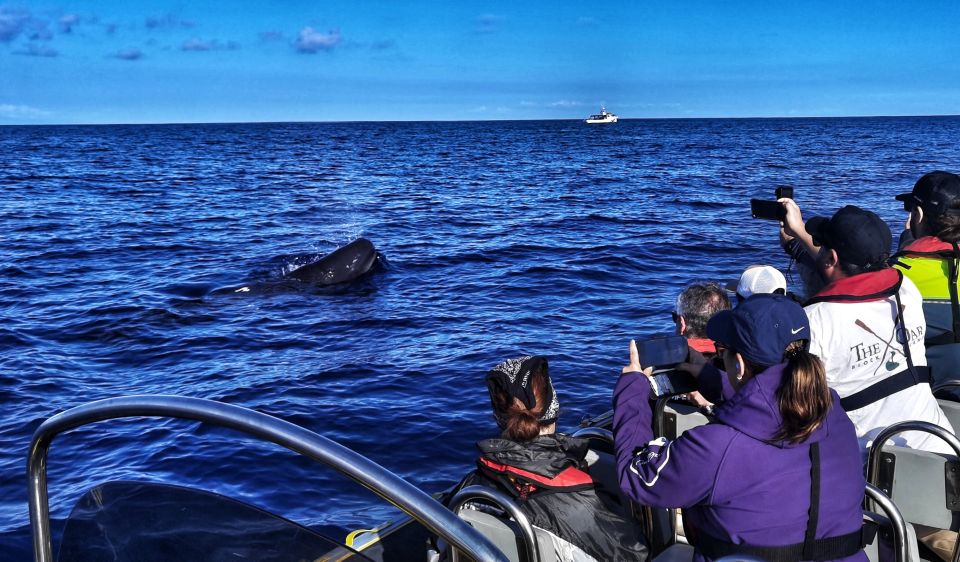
[[3, 117, 960, 558]]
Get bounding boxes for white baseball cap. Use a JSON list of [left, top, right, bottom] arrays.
[[726, 265, 787, 299]]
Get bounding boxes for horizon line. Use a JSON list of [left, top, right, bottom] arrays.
[[3, 113, 960, 127]]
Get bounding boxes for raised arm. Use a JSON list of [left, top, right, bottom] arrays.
[[612, 343, 730, 508]]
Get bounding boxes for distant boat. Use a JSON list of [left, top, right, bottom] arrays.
[[585, 106, 618, 124]]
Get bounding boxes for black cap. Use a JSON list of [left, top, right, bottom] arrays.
[[805, 205, 892, 267], [894, 171, 960, 216]]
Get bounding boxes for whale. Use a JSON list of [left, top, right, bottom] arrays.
[[286, 237, 379, 285]]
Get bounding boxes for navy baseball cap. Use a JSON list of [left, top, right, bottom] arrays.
[[804, 205, 892, 267], [895, 171, 960, 216], [706, 293, 809, 367]]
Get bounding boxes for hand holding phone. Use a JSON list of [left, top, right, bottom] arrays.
[[634, 335, 689, 369], [750, 199, 786, 221]]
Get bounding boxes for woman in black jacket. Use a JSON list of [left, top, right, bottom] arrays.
[[454, 355, 648, 561]]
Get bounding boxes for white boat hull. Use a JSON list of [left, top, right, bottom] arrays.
[[585, 116, 618, 124]]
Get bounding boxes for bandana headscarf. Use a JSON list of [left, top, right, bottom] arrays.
[[485, 355, 560, 428]]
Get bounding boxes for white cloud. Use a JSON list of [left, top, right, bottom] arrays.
[[549, 100, 584, 108], [0, 7, 30, 42], [476, 14, 502, 34], [295, 27, 341, 53], [59, 14, 80, 33], [0, 104, 51, 118], [113, 47, 144, 60], [14, 43, 58, 57], [182, 38, 240, 51]]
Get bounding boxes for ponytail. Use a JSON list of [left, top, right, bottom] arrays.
[[488, 366, 550, 442], [773, 341, 832, 444]]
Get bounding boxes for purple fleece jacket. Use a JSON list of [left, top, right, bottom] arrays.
[[613, 363, 866, 562]]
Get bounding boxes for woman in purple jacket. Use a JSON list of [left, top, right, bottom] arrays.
[[614, 293, 867, 562]]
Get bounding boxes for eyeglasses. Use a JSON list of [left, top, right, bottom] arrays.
[[671, 312, 680, 323]]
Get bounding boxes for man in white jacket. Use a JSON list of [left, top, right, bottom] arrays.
[[782, 203, 953, 457]]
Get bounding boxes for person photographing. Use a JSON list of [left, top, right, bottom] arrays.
[[614, 294, 866, 562]]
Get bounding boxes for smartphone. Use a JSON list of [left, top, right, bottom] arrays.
[[635, 335, 689, 369], [750, 199, 786, 221], [775, 185, 794, 200], [650, 370, 699, 397]]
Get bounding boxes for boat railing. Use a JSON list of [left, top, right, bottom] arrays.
[[866, 420, 960, 562], [864, 483, 910, 562], [571, 426, 614, 445], [448, 484, 540, 562], [27, 395, 509, 562]]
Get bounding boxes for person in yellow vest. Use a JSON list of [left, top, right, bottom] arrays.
[[892, 171, 960, 348], [892, 172, 960, 426]]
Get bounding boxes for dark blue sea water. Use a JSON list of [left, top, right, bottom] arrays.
[[3, 117, 960, 558]]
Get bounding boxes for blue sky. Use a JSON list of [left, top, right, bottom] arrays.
[[2, 1, 959, 124]]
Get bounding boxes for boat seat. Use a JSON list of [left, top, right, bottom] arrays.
[[456, 507, 611, 562], [657, 399, 712, 440], [937, 398, 960, 434], [868, 421, 960, 561], [872, 445, 958, 531]]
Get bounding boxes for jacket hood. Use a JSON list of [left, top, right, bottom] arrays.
[[477, 433, 588, 478], [713, 363, 831, 448]]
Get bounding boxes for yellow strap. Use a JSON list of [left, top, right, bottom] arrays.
[[345, 528, 378, 548]]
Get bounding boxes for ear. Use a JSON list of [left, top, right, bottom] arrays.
[[733, 351, 748, 380], [678, 316, 688, 335], [911, 206, 926, 236], [825, 248, 839, 268]]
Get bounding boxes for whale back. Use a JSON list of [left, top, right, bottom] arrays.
[[287, 238, 378, 285]]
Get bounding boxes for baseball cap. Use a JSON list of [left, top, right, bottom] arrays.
[[804, 205, 892, 267], [894, 171, 960, 216], [706, 293, 809, 367], [725, 265, 787, 299]]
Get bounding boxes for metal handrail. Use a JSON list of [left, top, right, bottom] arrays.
[[865, 483, 909, 562], [571, 426, 614, 445], [27, 395, 509, 562], [448, 485, 540, 562], [866, 420, 960, 562]]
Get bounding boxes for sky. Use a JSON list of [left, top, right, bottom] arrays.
[[2, 1, 960, 124]]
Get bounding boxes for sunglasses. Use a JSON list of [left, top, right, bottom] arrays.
[[671, 312, 680, 323]]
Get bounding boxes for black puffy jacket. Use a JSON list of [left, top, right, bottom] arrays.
[[454, 433, 649, 561]]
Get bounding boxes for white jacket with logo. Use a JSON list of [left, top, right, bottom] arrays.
[[804, 269, 953, 457]]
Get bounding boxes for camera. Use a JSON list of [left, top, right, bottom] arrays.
[[775, 185, 794, 200], [751, 186, 795, 221]]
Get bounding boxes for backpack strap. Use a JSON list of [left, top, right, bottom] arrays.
[[949, 242, 960, 342]]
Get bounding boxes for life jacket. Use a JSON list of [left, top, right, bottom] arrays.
[[694, 443, 871, 562], [893, 236, 960, 343], [687, 337, 717, 355], [477, 457, 594, 501], [805, 269, 932, 412]]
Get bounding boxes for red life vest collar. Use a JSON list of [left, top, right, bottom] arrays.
[[806, 268, 902, 305], [477, 457, 594, 491], [899, 236, 959, 257], [687, 337, 717, 355]]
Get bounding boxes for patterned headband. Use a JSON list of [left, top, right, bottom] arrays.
[[485, 355, 560, 428]]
